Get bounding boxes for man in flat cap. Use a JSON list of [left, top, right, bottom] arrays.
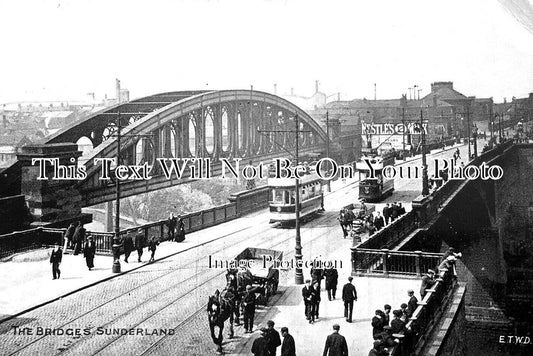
[[342, 276, 357, 322], [406, 289, 418, 318], [243, 284, 256, 333], [420, 269, 436, 299]]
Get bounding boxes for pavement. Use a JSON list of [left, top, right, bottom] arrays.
[[0, 141, 472, 355]]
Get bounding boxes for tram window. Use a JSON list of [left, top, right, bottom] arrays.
[[284, 190, 290, 204], [274, 190, 284, 203]]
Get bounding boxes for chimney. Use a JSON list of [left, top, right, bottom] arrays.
[[337, 93, 340, 101], [315, 80, 319, 94], [274, 84, 277, 95], [431, 81, 453, 93], [291, 87, 294, 96], [116, 78, 121, 104]]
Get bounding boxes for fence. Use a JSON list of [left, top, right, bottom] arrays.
[[0, 185, 270, 258], [390, 267, 457, 356], [351, 247, 443, 277], [356, 211, 418, 250]]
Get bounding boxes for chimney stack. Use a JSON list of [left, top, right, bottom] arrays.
[[291, 87, 294, 96], [274, 83, 277, 95], [116, 78, 121, 104], [315, 80, 319, 94]]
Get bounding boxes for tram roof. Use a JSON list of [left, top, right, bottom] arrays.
[[267, 172, 322, 187]]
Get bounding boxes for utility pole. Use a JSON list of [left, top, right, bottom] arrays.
[[402, 107, 406, 160], [325, 111, 331, 192], [420, 109, 429, 196], [112, 112, 122, 273], [467, 105, 471, 160], [374, 83, 377, 101], [294, 114, 303, 285]]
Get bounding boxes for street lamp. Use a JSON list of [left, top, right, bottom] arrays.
[[322, 111, 332, 192], [112, 113, 122, 273], [419, 110, 429, 196], [472, 125, 478, 158]]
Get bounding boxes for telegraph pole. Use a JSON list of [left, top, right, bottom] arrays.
[[294, 114, 303, 285], [402, 107, 406, 160], [467, 105, 471, 160], [112, 113, 122, 273], [325, 111, 331, 192], [420, 110, 429, 196]]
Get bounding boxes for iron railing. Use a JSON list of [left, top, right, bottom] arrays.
[[351, 248, 443, 277], [356, 211, 418, 250], [390, 268, 456, 356]]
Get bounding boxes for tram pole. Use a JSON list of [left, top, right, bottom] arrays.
[[112, 112, 122, 273], [325, 111, 331, 192], [420, 110, 429, 196], [294, 114, 304, 285]]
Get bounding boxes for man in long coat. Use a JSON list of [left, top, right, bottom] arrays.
[[122, 232, 134, 263], [83, 236, 96, 270], [324, 268, 338, 301], [322, 324, 348, 356], [134, 229, 145, 262], [342, 276, 357, 322], [50, 244, 62, 279]]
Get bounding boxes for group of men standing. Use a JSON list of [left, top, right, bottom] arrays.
[[251, 320, 294, 356], [167, 213, 185, 242], [381, 202, 405, 226], [122, 229, 159, 263]]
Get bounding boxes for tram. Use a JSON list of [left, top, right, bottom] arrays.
[[268, 171, 324, 224], [355, 150, 395, 202]]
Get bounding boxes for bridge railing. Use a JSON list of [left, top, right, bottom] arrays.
[[390, 266, 456, 356], [0, 227, 64, 259], [351, 247, 443, 277], [355, 211, 418, 250]]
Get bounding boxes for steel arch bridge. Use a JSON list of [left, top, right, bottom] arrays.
[[46, 90, 328, 206]]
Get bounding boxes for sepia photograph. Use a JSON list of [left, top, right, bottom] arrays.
[[0, 0, 532, 355]]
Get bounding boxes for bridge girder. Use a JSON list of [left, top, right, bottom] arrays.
[[50, 90, 327, 206]]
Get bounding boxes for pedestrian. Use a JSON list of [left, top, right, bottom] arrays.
[[83, 236, 96, 270], [399, 303, 408, 322], [134, 228, 145, 262], [398, 202, 406, 216], [442, 247, 462, 260], [382, 204, 390, 225], [383, 304, 391, 326], [176, 215, 185, 242], [50, 243, 62, 280], [373, 212, 384, 230], [406, 289, 418, 318], [420, 269, 436, 299], [342, 276, 357, 323], [324, 268, 338, 301], [302, 279, 315, 323], [148, 236, 159, 262], [439, 255, 458, 277], [167, 212, 177, 241], [368, 340, 386, 356], [64, 222, 76, 249], [311, 264, 324, 288], [371, 310, 384, 339], [390, 202, 399, 221], [322, 324, 348, 356], [265, 320, 281, 356], [312, 280, 321, 320], [72, 222, 85, 255], [122, 232, 134, 263], [280, 327, 296, 356], [391, 310, 407, 334], [243, 284, 256, 333], [252, 327, 268, 356]]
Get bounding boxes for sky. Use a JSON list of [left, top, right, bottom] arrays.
[[0, 0, 532, 105]]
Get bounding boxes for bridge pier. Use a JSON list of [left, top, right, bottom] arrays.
[[17, 143, 90, 227]]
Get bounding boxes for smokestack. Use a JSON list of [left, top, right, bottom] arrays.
[[274, 84, 277, 95], [337, 93, 340, 101], [291, 88, 294, 96], [315, 80, 319, 94], [374, 83, 377, 100], [116, 78, 121, 104]]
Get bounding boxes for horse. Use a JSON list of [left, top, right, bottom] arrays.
[[207, 286, 237, 354]]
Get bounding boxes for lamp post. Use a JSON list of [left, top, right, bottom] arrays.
[[294, 114, 303, 285], [324, 111, 331, 192], [466, 106, 471, 160], [472, 125, 478, 158], [112, 113, 122, 273], [420, 110, 429, 196], [402, 107, 406, 160]]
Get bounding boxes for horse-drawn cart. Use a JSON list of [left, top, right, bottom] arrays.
[[235, 247, 283, 305]]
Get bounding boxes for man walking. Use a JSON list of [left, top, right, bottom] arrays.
[[134, 228, 145, 262], [323, 324, 348, 356], [382, 204, 390, 225], [265, 320, 281, 356], [122, 232, 134, 263], [342, 276, 357, 322], [167, 212, 177, 241], [324, 268, 338, 300], [50, 243, 62, 280], [302, 279, 315, 323], [148, 236, 159, 262], [83, 236, 96, 270], [243, 285, 256, 333], [280, 327, 296, 356]]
